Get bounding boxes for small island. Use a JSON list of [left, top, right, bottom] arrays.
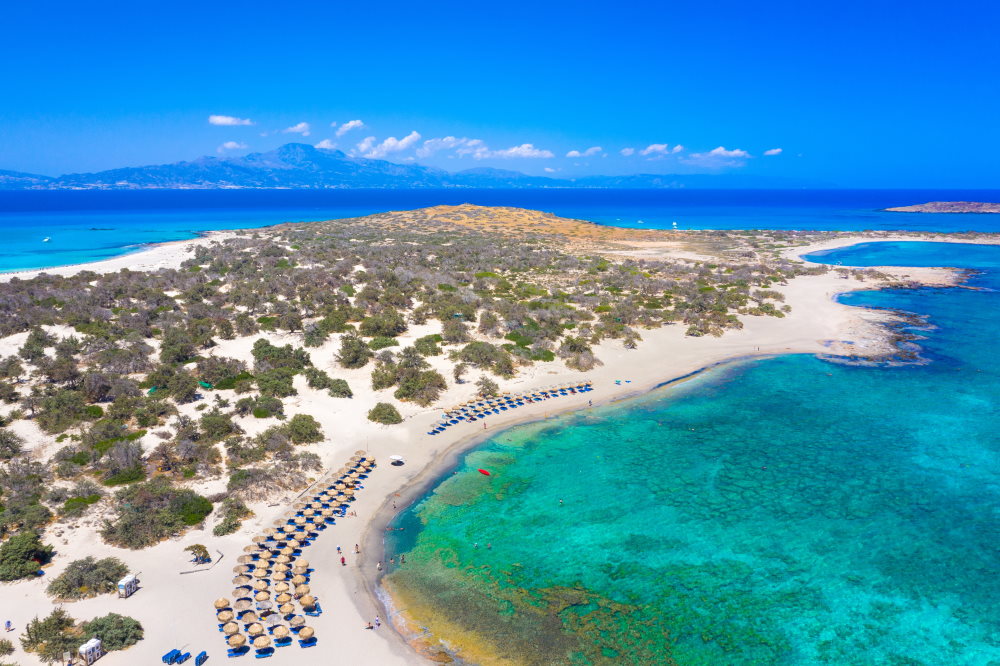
[[884, 201, 1000, 214]]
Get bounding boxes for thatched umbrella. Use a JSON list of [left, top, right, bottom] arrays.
[[253, 636, 271, 650], [280, 546, 295, 556], [263, 527, 277, 536], [233, 565, 249, 574], [293, 516, 306, 526], [293, 584, 310, 598], [274, 582, 290, 594], [251, 579, 267, 592], [214, 597, 231, 609], [304, 507, 317, 515], [291, 574, 307, 586], [291, 530, 308, 541], [253, 570, 269, 580], [222, 622, 239, 635], [265, 614, 282, 628], [234, 599, 252, 611], [252, 535, 267, 543], [276, 592, 293, 605], [233, 588, 251, 599], [355, 449, 366, 455], [279, 602, 295, 615], [238, 611, 257, 622], [289, 615, 305, 628], [321, 508, 334, 517], [257, 600, 273, 611], [217, 610, 234, 622], [281, 524, 296, 533], [257, 549, 276, 561], [294, 502, 307, 510], [299, 595, 316, 609], [243, 545, 258, 553], [228, 634, 246, 648], [276, 554, 291, 564], [287, 539, 302, 549], [237, 555, 254, 564], [299, 626, 315, 640], [272, 572, 287, 582], [273, 625, 289, 639], [232, 575, 250, 586], [273, 563, 290, 573], [295, 558, 310, 569], [247, 623, 264, 637], [254, 591, 270, 602]]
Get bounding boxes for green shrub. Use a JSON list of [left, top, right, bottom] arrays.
[[0, 637, 13, 656], [46, 556, 128, 600], [101, 478, 213, 549], [337, 334, 373, 369], [62, 494, 101, 516], [20, 607, 77, 663], [102, 466, 145, 487], [284, 414, 324, 444], [359, 310, 407, 337], [368, 336, 399, 350], [0, 530, 53, 581], [414, 334, 443, 356], [252, 408, 271, 419], [212, 498, 252, 536], [367, 402, 402, 425], [82, 613, 144, 651], [327, 378, 353, 398]]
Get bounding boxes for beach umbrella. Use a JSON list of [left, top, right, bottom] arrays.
[[355, 449, 366, 455], [294, 501, 308, 510], [258, 549, 276, 560], [292, 531, 308, 541], [222, 622, 239, 635], [265, 614, 282, 628], [257, 600, 273, 611], [279, 603, 295, 615], [263, 528, 277, 536], [272, 518, 286, 526], [280, 546, 295, 556], [274, 582, 290, 594], [303, 508, 316, 516], [239, 611, 258, 623], [237, 555, 253, 564], [252, 535, 267, 543], [295, 558, 309, 569], [276, 592, 293, 605], [217, 610, 234, 622], [273, 625, 289, 639], [293, 584, 310, 598], [321, 508, 334, 517], [291, 574, 307, 586], [272, 572, 287, 582], [252, 579, 268, 591], [253, 570, 269, 579], [293, 516, 306, 526], [255, 591, 270, 602], [276, 554, 291, 564], [289, 615, 305, 628], [233, 565, 249, 574], [234, 599, 252, 611], [273, 563, 290, 573], [214, 597, 231, 609], [299, 626, 315, 640], [228, 634, 246, 648], [232, 575, 250, 585], [253, 636, 271, 650], [233, 586, 252, 597], [299, 595, 316, 608], [247, 623, 264, 637], [292, 564, 308, 575], [281, 524, 296, 533], [243, 545, 258, 553]]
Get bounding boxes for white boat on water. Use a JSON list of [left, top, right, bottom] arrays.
[[42, 237, 50, 242]]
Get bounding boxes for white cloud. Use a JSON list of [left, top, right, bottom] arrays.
[[763, 148, 783, 156], [491, 143, 554, 159], [566, 146, 602, 158], [672, 144, 684, 153], [684, 146, 752, 167], [315, 139, 337, 150], [209, 115, 253, 126], [282, 122, 311, 136], [544, 167, 560, 173], [336, 119, 365, 137], [620, 147, 635, 156], [417, 136, 475, 158], [217, 141, 248, 153], [357, 131, 422, 158]]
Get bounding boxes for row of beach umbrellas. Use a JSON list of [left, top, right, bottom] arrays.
[[212, 452, 375, 652]]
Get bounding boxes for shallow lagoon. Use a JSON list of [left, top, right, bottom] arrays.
[[386, 242, 1000, 664]]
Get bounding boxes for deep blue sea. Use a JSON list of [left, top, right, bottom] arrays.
[[1, 189, 999, 272], [384, 241, 1000, 664]]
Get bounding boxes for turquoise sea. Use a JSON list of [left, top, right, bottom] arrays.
[[385, 241, 1000, 664], [2, 189, 1000, 272]]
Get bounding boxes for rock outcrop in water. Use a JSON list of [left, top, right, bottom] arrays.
[[884, 201, 1000, 213]]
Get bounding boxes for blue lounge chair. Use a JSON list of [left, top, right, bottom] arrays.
[[195, 652, 208, 666], [275, 637, 293, 647], [163, 649, 181, 664], [176, 652, 192, 664], [299, 637, 317, 648]]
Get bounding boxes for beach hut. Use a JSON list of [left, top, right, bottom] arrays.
[[115, 574, 137, 598], [214, 598, 231, 610], [78, 637, 103, 664]]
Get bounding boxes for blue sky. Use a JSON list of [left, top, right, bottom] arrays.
[[1, 0, 998, 186]]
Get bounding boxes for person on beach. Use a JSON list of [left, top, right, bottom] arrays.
[[355, 544, 360, 554], [375, 616, 381, 629], [337, 545, 342, 555], [340, 556, 346, 566], [4, 620, 11, 632], [400, 554, 405, 564], [365, 622, 374, 630], [390, 557, 395, 565], [377, 561, 382, 571]]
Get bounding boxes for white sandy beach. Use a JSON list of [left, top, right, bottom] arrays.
[[0, 231, 982, 666]]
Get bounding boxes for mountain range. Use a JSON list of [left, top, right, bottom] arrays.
[[0, 143, 813, 190]]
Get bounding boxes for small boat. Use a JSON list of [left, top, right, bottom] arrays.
[[42, 237, 50, 242]]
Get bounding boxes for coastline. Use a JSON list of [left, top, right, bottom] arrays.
[[356, 233, 997, 664], [4, 224, 998, 666]]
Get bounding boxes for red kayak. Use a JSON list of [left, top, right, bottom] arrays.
[[477, 469, 491, 476]]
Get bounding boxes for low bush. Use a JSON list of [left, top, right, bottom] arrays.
[[101, 477, 213, 549], [367, 402, 402, 425], [46, 556, 129, 600], [82, 613, 143, 651], [0, 530, 53, 581]]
